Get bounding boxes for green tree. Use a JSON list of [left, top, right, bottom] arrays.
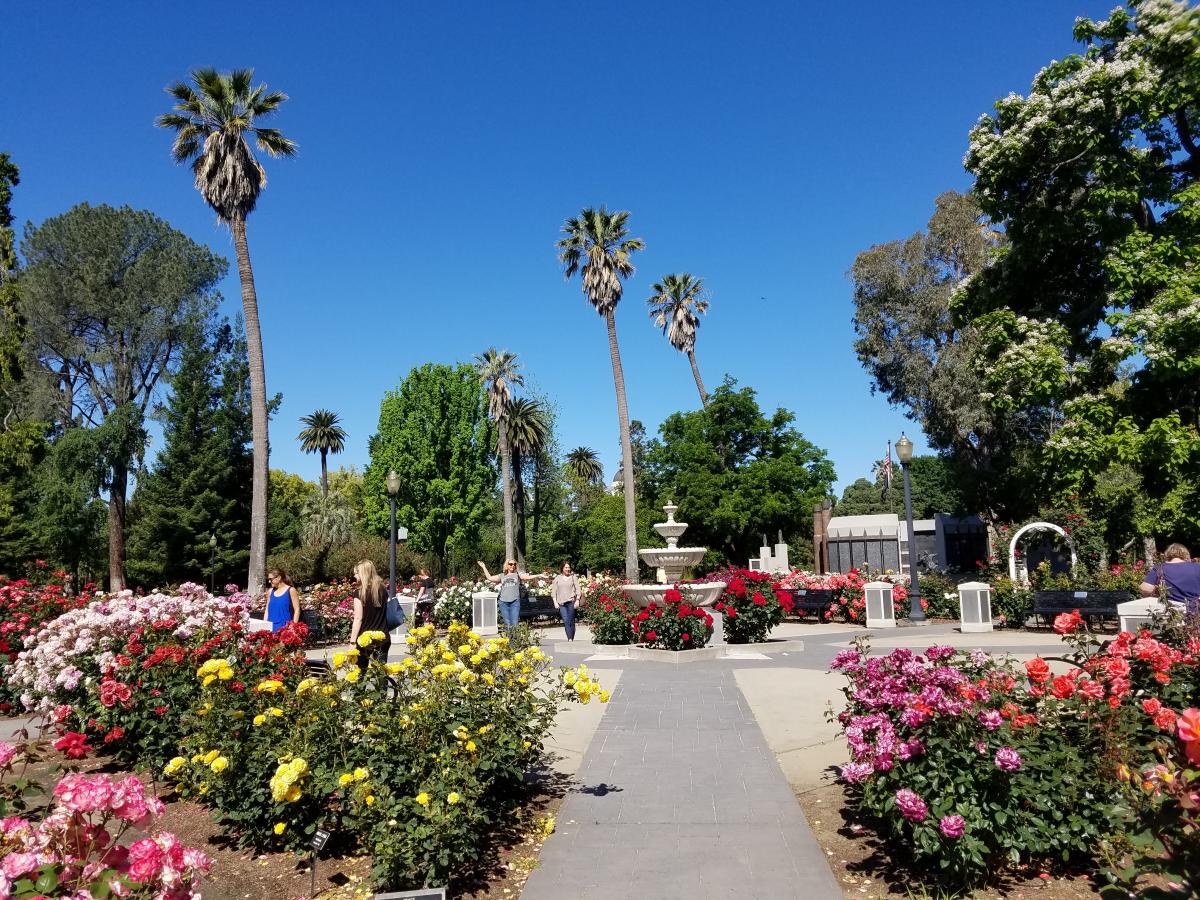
[[505, 396, 550, 568], [33, 427, 108, 584], [837, 455, 967, 520], [365, 363, 495, 571], [157, 67, 297, 596], [558, 207, 645, 581], [268, 469, 317, 554], [126, 320, 253, 589], [300, 491, 355, 583], [643, 378, 836, 567], [474, 348, 523, 563], [20, 204, 225, 589], [327, 465, 367, 532], [959, 0, 1200, 551], [562, 492, 657, 575], [647, 273, 711, 406], [836, 479, 889, 518], [298, 409, 347, 497]]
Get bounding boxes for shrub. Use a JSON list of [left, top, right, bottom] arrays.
[[777, 568, 914, 623], [0, 576, 87, 712], [434, 580, 475, 627], [303, 581, 355, 643], [630, 588, 714, 650], [586, 594, 636, 644], [576, 574, 626, 622], [166, 624, 606, 890], [0, 769, 209, 899], [988, 576, 1032, 628], [715, 570, 792, 643]]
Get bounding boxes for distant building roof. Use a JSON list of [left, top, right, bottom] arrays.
[[827, 514, 901, 540]]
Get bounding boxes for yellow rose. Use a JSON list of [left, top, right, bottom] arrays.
[[253, 714, 267, 727], [217, 666, 233, 681], [447, 792, 460, 805], [296, 678, 317, 694], [210, 756, 229, 773], [523, 741, 532, 749], [365, 795, 375, 806], [203, 749, 219, 765], [163, 756, 186, 776], [332, 652, 347, 669], [198, 781, 210, 795], [202, 674, 216, 687], [465, 740, 477, 753], [339, 773, 353, 787], [285, 785, 301, 803], [385, 662, 403, 675], [353, 767, 368, 781], [268, 706, 283, 717], [482, 673, 495, 686], [274, 822, 286, 835], [415, 792, 430, 807], [345, 668, 361, 683], [599, 690, 610, 703], [357, 634, 372, 648]]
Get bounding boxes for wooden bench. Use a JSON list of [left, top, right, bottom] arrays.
[[786, 588, 835, 620], [1030, 590, 1131, 628]]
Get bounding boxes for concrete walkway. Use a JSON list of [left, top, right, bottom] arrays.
[[519, 664, 841, 900]]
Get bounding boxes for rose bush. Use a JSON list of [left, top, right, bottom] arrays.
[[165, 623, 606, 890], [630, 588, 713, 650], [778, 568, 913, 624], [302, 581, 355, 643], [0, 770, 209, 899], [714, 570, 792, 643], [831, 612, 1200, 890], [433, 580, 475, 627], [0, 575, 88, 712], [585, 594, 636, 645]]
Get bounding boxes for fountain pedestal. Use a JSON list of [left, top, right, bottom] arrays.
[[624, 502, 726, 609]]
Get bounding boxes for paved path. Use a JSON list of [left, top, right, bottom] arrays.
[[520, 664, 841, 900]]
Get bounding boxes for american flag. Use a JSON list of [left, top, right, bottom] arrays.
[[879, 442, 893, 501]]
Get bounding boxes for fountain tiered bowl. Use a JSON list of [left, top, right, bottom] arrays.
[[623, 503, 726, 608]]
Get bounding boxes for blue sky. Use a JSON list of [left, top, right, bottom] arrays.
[[4, 0, 1117, 494]]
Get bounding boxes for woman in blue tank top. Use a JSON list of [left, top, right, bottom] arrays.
[[264, 568, 301, 632]]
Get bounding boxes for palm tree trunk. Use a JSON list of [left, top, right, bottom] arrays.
[[320, 449, 328, 497], [605, 310, 640, 582], [107, 461, 128, 591], [688, 349, 708, 406], [499, 420, 514, 563], [231, 217, 269, 597], [532, 458, 542, 544], [513, 447, 527, 570]]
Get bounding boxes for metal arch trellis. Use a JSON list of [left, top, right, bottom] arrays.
[[1008, 521, 1078, 584]]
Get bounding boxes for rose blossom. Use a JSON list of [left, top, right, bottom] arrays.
[[894, 788, 928, 822], [0, 742, 17, 768], [977, 709, 1002, 731], [995, 747, 1022, 771], [939, 814, 966, 838]]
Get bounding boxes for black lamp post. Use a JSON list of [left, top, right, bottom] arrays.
[[387, 470, 400, 597], [895, 433, 925, 622], [209, 533, 217, 594]]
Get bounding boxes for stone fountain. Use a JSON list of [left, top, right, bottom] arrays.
[[624, 502, 726, 609]]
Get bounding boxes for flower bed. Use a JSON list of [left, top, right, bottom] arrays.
[[434, 579, 477, 627], [830, 612, 1200, 892], [713, 570, 792, 643], [778, 568, 913, 623], [584, 593, 636, 644], [631, 588, 714, 650], [302, 581, 355, 643], [0, 575, 88, 713]]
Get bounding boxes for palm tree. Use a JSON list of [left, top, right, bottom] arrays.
[[505, 397, 550, 568], [298, 409, 347, 497], [565, 447, 604, 485], [156, 68, 296, 596], [301, 491, 354, 583], [558, 207, 645, 581], [474, 348, 524, 563], [648, 273, 711, 406]]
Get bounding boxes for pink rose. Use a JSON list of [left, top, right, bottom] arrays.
[[939, 814, 966, 838]]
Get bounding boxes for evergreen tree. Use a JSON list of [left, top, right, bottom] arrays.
[[126, 321, 252, 589]]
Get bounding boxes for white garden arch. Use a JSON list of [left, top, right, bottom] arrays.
[[1008, 521, 1078, 583]]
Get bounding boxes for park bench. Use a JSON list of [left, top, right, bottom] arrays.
[[787, 588, 835, 620], [1030, 590, 1132, 628], [519, 594, 559, 623]]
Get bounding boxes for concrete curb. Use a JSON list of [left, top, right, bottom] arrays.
[[552, 639, 806, 661]]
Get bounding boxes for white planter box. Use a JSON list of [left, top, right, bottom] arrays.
[[472, 591, 499, 635], [864, 581, 896, 628], [1117, 597, 1160, 634], [958, 581, 993, 633]]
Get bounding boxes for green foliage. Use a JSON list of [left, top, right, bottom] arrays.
[[643, 378, 836, 568], [717, 571, 787, 644], [365, 363, 495, 570], [837, 455, 966, 519], [584, 593, 636, 645], [554, 492, 656, 576], [126, 321, 252, 589], [268, 469, 317, 553]]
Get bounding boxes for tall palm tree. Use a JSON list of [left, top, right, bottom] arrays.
[[156, 68, 296, 596], [558, 207, 644, 581], [648, 273, 711, 406], [505, 397, 550, 568], [474, 348, 523, 563], [298, 409, 347, 497], [301, 491, 354, 583], [565, 447, 604, 485]]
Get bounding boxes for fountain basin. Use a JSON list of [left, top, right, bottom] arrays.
[[638, 547, 705, 570], [623, 581, 726, 609]]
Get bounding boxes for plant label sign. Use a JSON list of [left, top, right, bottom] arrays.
[[373, 890, 446, 900], [310, 829, 331, 852], [1073, 591, 1088, 599]]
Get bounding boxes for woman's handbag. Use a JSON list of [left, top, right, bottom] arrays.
[[386, 593, 406, 630]]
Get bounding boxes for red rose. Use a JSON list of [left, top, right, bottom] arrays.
[[1024, 658, 1051, 684], [1053, 610, 1084, 635], [751, 592, 766, 606], [726, 607, 737, 619], [645, 630, 657, 641], [1153, 707, 1178, 731], [53, 731, 93, 760], [1142, 698, 1162, 716], [1050, 674, 1076, 699], [682, 633, 690, 642], [155, 705, 169, 716]]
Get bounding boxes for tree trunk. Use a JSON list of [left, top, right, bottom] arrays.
[[320, 449, 328, 497], [231, 218, 269, 597], [1143, 535, 1158, 568], [688, 349, 708, 407], [513, 447, 527, 570], [605, 310, 640, 582], [107, 460, 128, 591], [499, 419, 514, 563]]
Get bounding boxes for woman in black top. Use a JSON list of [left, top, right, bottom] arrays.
[[414, 568, 435, 624], [350, 560, 391, 672]]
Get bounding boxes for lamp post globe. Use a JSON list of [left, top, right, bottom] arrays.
[[896, 433, 924, 622], [386, 470, 400, 597]]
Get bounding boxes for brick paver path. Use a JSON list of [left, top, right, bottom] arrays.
[[520, 664, 841, 899]]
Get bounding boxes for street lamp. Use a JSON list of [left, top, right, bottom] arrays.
[[209, 533, 217, 594], [386, 470, 400, 597], [895, 433, 925, 622]]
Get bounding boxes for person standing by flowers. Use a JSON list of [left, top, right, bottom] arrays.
[[350, 560, 390, 671], [263, 569, 300, 632], [477, 559, 538, 628], [413, 568, 435, 624], [551, 561, 581, 641], [1140, 543, 1200, 615]]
